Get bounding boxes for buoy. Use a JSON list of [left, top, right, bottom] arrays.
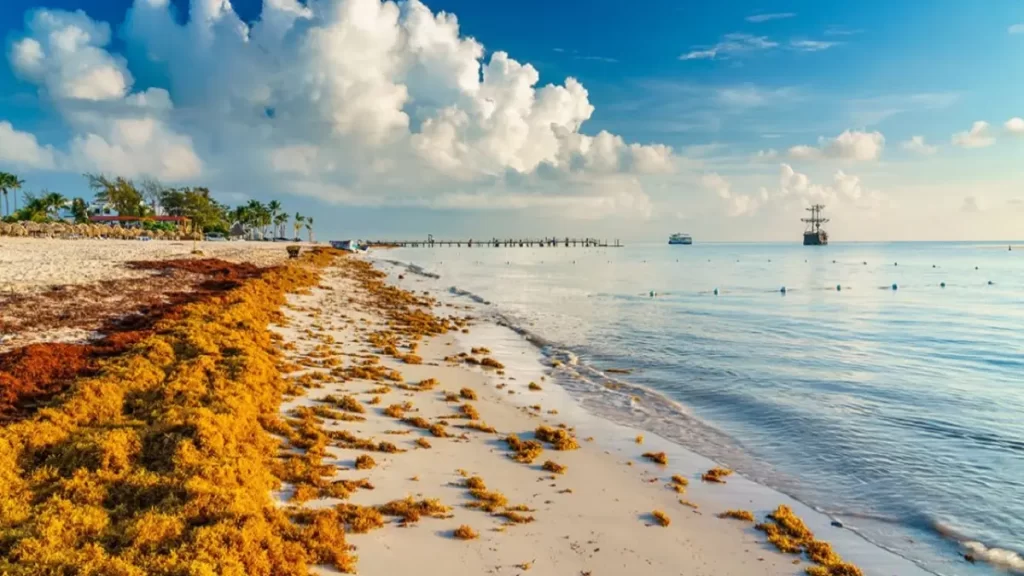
[[780, 286, 787, 294], [863, 261, 867, 265], [940, 282, 946, 288], [836, 284, 842, 291], [713, 288, 719, 295], [987, 281, 994, 285], [932, 265, 936, 268], [832, 260, 836, 264], [650, 290, 655, 297], [892, 283, 898, 290], [975, 266, 979, 270], [894, 262, 898, 266]]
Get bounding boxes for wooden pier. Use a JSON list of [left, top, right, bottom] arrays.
[[365, 236, 622, 248]]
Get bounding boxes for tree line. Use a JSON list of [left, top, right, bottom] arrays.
[[0, 171, 313, 241]]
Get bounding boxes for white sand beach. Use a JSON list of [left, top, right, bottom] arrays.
[[272, 261, 805, 576], [0, 237, 292, 294]]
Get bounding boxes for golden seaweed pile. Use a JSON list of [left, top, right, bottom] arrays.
[[0, 249, 357, 575], [756, 505, 863, 576]]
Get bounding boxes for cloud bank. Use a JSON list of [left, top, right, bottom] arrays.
[[0, 0, 674, 218]]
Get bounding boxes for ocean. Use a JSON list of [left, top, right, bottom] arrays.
[[373, 241, 1024, 575]]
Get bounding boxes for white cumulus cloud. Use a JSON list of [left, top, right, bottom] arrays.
[[1006, 117, 1024, 135], [1010, 24, 1024, 34], [901, 135, 937, 155], [788, 130, 885, 161], [0, 121, 59, 169], [951, 121, 995, 148], [2, 0, 674, 216]]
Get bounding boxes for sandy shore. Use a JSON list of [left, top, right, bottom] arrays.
[[274, 260, 805, 576], [0, 238, 300, 352], [0, 237, 293, 294]]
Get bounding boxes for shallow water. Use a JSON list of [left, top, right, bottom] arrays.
[[377, 241, 1024, 575]]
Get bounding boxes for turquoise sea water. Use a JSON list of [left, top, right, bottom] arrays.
[[378, 241, 1024, 575]]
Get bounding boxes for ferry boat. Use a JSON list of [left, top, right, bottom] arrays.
[[668, 233, 693, 245]]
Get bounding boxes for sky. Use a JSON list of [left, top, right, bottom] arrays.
[[0, 0, 1022, 242]]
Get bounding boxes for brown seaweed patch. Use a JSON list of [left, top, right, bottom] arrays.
[[642, 452, 668, 465], [701, 467, 733, 483], [718, 509, 755, 522]]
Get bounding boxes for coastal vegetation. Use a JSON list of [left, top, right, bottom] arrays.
[[0, 171, 313, 240]]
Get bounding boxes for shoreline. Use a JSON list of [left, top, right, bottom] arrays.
[[273, 256, 807, 575], [367, 252, 949, 576], [0, 243, 959, 574]]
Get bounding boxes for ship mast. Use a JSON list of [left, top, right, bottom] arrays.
[[801, 204, 829, 233]]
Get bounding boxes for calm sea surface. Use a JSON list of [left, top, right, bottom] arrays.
[[378, 241, 1024, 575]]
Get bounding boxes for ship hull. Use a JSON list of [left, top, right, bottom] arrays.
[[669, 239, 693, 245], [803, 232, 828, 246]]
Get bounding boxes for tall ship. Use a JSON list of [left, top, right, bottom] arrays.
[[669, 233, 693, 245], [801, 204, 829, 246]]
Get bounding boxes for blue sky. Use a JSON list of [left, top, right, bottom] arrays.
[[0, 0, 1022, 241]]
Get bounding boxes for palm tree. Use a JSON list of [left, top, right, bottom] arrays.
[[267, 200, 282, 237], [0, 172, 24, 218], [293, 213, 305, 240], [42, 191, 68, 220], [70, 198, 89, 223], [305, 216, 314, 243], [17, 193, 48, 222], [273, 212, 289, 239], [244, 200, 272, 239]]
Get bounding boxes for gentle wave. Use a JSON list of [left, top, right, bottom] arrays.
[[934, 521, 1024, 573]]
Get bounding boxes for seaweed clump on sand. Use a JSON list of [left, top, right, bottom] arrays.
[[542, 460, 566, 474], [702, 467, 733, 483], [642, 451, 668, 465], [669, 474, 689, 493], [336, 503, 385, 533], [0, 249, 366, 575], [463, 476, 535, 525], [756, 505, 863, 576], [453, 525, 479, 540], [459, 387, 478, 400], [506, 434, 543, 464], [534, 426, 579, 451], [480, 357, 505, 370], [377, 496, 452, 526], [652, 510, 671, 527], [355, 455, 377, 470], [717, 509, 755, 522]]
